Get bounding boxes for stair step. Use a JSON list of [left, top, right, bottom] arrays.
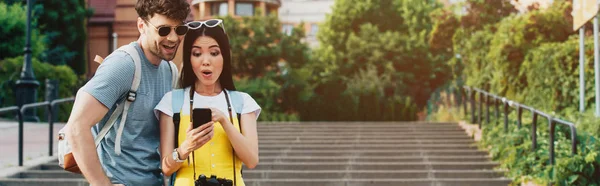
[[259, 121, 456, 126], [258, 132, 469, 137], [37, 164, 63, 171], [257, 127, 465, 131], [11, 169, 505, 180], [257, 128, 466, 131], [243, 178, 512, 186], [14, 171, 83, 179], [257, 129, 466, 133], [37, 162, 499, 172], [0, 178, 88, 186], [1, 122, 511, 185], [258, 135, 473, 140], [259, 149, 489, 157], [259, 144, 477, 151], [251, 162, 499, 171], [242, 170, 506, 179], [259, 139, 475, 145], [257, 122, 459, 126], [0, 178, 511, 186], [259, 155, 491, 163]]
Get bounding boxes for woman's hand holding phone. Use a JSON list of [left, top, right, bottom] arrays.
[[178, 121, 214, 159]]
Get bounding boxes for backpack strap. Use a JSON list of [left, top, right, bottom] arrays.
[[224, 89, 246, 184], [228, 90, 245, 132], [94, 99, 125, 147], [168, 62, 179, 89], [168, 88, 184, 186], [113, 44, 142, 155], [171, 89, 185, 148]]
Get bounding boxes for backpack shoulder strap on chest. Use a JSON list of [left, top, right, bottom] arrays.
[[167, 62, 179, 89], [228, 90, 244, 115], [171, 89, 185, 148], [95, 44, 142, 155], [171, 89, 185, 114]]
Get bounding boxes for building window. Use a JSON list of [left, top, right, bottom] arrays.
[[282, 24, 294, 36], [235, 2, 254, 16], [211, 2, 228, 16], [310, 23, 319, 36]]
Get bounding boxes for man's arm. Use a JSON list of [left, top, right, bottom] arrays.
[[66, 90, 111, 185]]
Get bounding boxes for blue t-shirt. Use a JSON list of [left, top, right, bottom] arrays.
[[81, 42, 174, 186]]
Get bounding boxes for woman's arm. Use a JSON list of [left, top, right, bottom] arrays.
[[218, 112, 259, 169], [159, 112, 181, 177]]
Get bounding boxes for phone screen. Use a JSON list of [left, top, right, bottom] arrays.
[[192, 108, 212, 128]]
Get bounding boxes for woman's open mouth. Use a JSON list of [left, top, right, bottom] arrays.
[[201, 70, 213, 78]]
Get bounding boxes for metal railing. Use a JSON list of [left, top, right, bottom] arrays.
[[0, 97, 74, 166], [463, 86, 578, 168]]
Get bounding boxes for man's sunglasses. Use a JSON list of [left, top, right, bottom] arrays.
[[186, 19, 226, 33], [146, 21, 188, 37]]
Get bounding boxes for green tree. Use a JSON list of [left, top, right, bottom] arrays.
[[459, 0, 516, 30], [222, 14, 282, 78], [429, 8, 460, 81], [458, 0, 573, 97], [313, 0, 446, 114], [0, 2, 45, 60], [220, 13, 311, 121], [447, 0, 516, 88], [0, 56, 78, 121], [34, 0, 93, 75]]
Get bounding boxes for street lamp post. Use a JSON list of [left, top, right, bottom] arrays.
[[15, 0, 40, 122]]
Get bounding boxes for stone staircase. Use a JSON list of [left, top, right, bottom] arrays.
[[0, 122, 511, 186]]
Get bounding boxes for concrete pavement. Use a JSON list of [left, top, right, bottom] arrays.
[[0, 121, 64, 169]]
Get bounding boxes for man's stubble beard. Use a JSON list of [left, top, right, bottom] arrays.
[[149, 39, 177, 61]]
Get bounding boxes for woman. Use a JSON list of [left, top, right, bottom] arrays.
[[154, 19, 261, 186]]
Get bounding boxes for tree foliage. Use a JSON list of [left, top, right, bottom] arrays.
[[459, 0, 516, 30], [33, 0, 94, 75], [0, 56, 78, 121], [220, 13, 310, 121], [221, 13, 309, 78], [0, 2, 45, 60], [311, 0, 448, 120], [439, 0, 600, 184]]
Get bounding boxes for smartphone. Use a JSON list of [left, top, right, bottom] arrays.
[[193, 108, 212, 129]]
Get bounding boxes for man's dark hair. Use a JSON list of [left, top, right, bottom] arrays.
[[135, 0, 190, 22]]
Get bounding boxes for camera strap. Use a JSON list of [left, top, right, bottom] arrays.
[[223, 89, 238, 186], [189, 87, 197, 181], [187, 87, 241, 185]]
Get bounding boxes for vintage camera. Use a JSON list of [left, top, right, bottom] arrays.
[[194, 174, 233, 186]]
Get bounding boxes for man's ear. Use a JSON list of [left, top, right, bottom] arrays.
[[137, 17, 145, 36]]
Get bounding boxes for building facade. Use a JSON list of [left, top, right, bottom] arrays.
[[86, 0, 281, 78], [87, 0, 169, 78], [190, 0, 281, 20], [278, 0, 335, 48]]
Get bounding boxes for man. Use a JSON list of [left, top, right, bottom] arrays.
[[65, 0, 190, 185]]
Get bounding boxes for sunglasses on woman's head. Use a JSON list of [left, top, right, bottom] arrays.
[[146, 21, 189, 37], [186, 19, 226, 33]]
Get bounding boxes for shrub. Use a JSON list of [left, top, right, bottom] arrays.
[[0, 56, 79, 121]]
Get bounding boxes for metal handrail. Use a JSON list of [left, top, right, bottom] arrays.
[[48, 98, 75, 156], [463, 86, 577, 168], [0, 106, 23, 166], [0, 97, 74, 166]]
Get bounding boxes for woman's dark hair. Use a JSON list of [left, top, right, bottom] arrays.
[[135, 0, 190, 22], [180, 25, 236, 90]]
